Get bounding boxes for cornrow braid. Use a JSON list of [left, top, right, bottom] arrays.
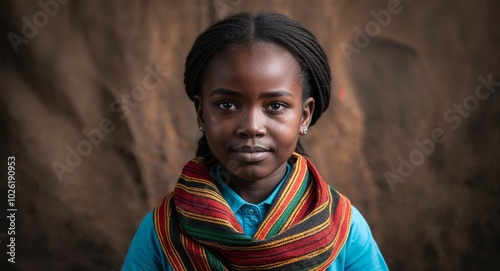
[[184, 12, 332, 157]]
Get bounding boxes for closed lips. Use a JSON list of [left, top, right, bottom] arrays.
[[233, 146, 270, 153], [231, 145, 272, 162]]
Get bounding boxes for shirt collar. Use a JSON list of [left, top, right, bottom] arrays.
[[214, 164, 291, 213]]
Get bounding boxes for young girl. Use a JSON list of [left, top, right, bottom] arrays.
[[123, 12, 388, 271]]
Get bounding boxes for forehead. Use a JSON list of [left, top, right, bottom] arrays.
[[203, 42, 302, 97]]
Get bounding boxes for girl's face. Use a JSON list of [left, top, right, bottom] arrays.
[[196, 42, 314, 183]]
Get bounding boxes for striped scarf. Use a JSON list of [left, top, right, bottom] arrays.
[[154, 153, 352, 271]]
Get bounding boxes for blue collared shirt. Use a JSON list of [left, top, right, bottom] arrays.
[[214, 164, 290, 237], [123, 165, 389, 270]]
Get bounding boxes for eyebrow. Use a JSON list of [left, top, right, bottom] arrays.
[[209, 88, 294, 99], [209, 88, 242, 97], [259, 90, 294, 99]]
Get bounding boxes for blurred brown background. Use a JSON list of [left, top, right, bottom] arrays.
[[1, 0, 499, 270]]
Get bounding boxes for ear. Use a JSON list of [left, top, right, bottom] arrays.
[[300, 97, 315, 134], [194, 95, 204, 128]]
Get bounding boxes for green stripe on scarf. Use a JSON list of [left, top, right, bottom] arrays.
[[265, 171, 311, 238], [180, 222, 252, 245]]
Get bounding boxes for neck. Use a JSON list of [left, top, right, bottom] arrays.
[[221, 163, 287, 204]]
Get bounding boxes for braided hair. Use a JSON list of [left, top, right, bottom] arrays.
[[184, 12, 332, 157]]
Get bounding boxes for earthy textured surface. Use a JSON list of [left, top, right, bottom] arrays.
[[0, 0, 499, 270]]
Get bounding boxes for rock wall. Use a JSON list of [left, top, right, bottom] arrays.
[[0, 0, 498, 270]]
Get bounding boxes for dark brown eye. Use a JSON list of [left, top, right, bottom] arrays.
[[217, 101, 237, 110], [268, 102, 286, 111]]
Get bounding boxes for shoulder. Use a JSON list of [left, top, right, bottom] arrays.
[[122, 211, 170, 270], [349, 206, 373, 244], [340, 206, 389, 271]]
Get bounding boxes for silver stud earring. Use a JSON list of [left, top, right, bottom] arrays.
[[303, 127, 308, 135], [199, 126, 203, 131]]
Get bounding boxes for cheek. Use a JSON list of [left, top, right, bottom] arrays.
[[204, 112, 233, 138], [270, 116, 301, 145]]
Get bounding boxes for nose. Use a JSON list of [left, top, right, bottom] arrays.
[[237, 108, 266, 138]]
